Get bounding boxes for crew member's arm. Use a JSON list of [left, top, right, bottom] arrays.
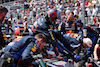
[[93, 44, 99, 61]]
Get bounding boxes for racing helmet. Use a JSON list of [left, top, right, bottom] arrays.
[[47, 8, 61, 23]]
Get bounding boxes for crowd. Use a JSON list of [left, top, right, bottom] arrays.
[[4, 0, 100, 25], [1, 0, 99, 36], [0, 0, 100, 67]]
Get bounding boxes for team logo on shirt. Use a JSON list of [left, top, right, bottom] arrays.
[[73, 34, 78, 38], [32, 46, 36, 52]]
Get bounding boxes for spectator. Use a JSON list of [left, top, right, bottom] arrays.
[[51, 0, 54, 5], [29, 9, 33, 21], [92, 5, 98, 16], [92, 0, 97, 6], [17, 8, 20, 14], [88, 1, 92, 7], [23, 16, 29, 33], [98, 0, 100, 6], [97, 17, 100, 26], [32, 6, 36, 12], [36, 12, 39, 19], [86, 6, 92, 24], [8, 18, 13, 34], [73, 7, 78, 16], [85, 1, 89, 7], [11, 19, 17, 32], [77, 1, 80, 7], [18, 19, 23, 24], [2, 18, 10, 34], [93, 16, 96, 25], [86, 6, 92, 17], [59, 1, 64, 11], [80, 1, 83, 8], [65, 7, 70, 16], [0, 5, 8, 48], [79, 8, 82, 20]]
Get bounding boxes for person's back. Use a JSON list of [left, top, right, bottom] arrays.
[[32, 17, 49, 36], [1, 33, 47, 67], [82, 25, 99, 46], [92, 5, 98, 16], [76, 19, 99, 56], [4, 36, 35, 56], [0, 36, 36, 67], [76, 19, 99, 45]]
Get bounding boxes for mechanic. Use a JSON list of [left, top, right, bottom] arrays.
[[31, 8, 62, 55], [76, 19, 99, 56], [0, 33, 47, 67], [58, 11, 78, 34]]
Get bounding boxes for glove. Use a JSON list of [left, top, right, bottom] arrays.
[[74, 55, 85, 62], [13, 52, 21, 60], [74, 55, 80, 62]]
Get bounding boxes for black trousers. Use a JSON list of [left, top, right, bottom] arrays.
[[22, 58, 33, 67]]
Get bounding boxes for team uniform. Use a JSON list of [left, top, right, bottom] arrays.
[[0, 36, 42, 67], [52, 29, 98, 62], [77, 24, 99, 56], [32, 17, 50, 36], [31, 8, 62, 55], [58, 20, 78, 34]]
